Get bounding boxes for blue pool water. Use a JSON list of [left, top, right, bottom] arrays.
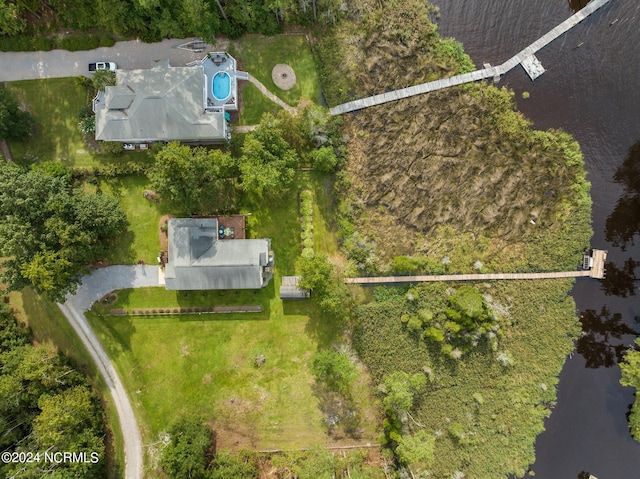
[[212, 72, 230, 101]]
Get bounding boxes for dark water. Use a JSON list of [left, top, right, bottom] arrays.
[[433, 0, 640, 477]]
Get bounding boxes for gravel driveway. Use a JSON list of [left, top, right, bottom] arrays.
[[0, 37, 229, 82], [58, 265, 162, 479]]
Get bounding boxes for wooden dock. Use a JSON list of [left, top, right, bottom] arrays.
[[330, 0, 612, 116], [345, 249, 608, 284]]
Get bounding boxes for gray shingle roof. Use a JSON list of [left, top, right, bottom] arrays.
[[164, 218, 273, 290], [95, 61, 227, 142]]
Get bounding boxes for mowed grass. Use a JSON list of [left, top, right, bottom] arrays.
[[84, 171, 379, 453], [84, 175, 187, 265], [6, 78, 140, 168], [230, 35, 322, 107], [238, 82, 282, 125]]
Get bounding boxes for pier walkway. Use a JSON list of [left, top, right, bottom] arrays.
[[330, 0, 612, 115], [344, 251, 607, 285]]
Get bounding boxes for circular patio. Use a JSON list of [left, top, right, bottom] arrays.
[[272, 64, 296, 90]]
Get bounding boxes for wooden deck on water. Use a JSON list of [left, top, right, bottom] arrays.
[[330, 0, 612, 115], [345, 250, 607, 284]]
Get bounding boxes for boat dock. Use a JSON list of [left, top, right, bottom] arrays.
[[330, 0, 612, 115], [344, 249, 607, 284]]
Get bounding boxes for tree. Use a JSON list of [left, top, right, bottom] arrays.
[[620, 338, 640, 441], [238, 113, 298, 197], [209, 451, 258, 479], [310, 146, 338, 172], [382, 371, 426, 419], [296, 253, 351, 318], [0, 165, 127, 300], [395, 429, 436, 472], [161, 416, 213, 479], [149, 142, 237, 214], [0, 0, 25, 35], [0, 87, 34, 141], [27, 386, 106, 478], [311, 349, 356, 395]]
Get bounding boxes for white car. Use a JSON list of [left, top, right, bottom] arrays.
[[89, 62, 117, 72]]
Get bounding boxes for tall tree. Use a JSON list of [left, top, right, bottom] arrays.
[[0, 87, 34, 141], [161, 416, 213, 479], [0, 165, 127, 300], [620, 338, 640, 441], [0, 0, 25, 35], [149, 142, 237, 214], [238, 113, 298, 198]]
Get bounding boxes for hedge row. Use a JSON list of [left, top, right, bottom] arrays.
[[299, 189, 314, 257], [0, 32, 116, 52]]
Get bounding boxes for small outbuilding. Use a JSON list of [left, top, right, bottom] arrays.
[[279, 276, 310, 300]]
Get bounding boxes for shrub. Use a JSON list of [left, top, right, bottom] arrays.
[[59, 34, 100, 51], [0, 35, 53, 52], [309, 146, 339, 172], [299, 189, 314, 255]]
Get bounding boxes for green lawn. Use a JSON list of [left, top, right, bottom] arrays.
[[230, 35, 322, 107], [6, 78, 142, 168], [84, 176, 187, 265], [238, 82, 282, 125]]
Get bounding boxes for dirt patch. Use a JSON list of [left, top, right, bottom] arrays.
[[272, 64, 296, 90]]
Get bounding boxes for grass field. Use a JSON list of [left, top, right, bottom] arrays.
[[6, 78, 139, 168], [230, 35, 322, 107]]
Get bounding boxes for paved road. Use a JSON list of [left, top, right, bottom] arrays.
[[58, 265, 161, 479], [0, 37, 229, 82]]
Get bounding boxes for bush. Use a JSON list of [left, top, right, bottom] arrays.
[[0, 35, 53, 52], [311, 349, 357, 396], [59, 34, 100, 52], [299, 190, 314, 255], [309, 146, 339, 172], [99, 141, 125, 155]]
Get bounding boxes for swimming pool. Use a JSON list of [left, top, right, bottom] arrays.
[[212, 72, 231, 101]]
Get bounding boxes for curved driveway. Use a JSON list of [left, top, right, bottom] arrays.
[[58, 265, 161, 479], [0, 37, 227, 82]]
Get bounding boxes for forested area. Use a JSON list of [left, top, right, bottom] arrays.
[[0, 294, 106, 478], [0, 0, 345, 44], [0, 164, 127, 300]]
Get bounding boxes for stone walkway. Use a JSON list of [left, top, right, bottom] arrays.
[[248, 74, 296, 113]]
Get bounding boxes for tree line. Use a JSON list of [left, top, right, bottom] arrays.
[[1, 0, 345, 41], [0, 294, 106, 478]]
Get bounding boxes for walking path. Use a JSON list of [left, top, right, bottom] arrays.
[[330, 0, 612, 115], [346, 250, 607, 284], [248, 74, 296, 113], [58, 265, 161, 479], [345, 270, 593, 285]]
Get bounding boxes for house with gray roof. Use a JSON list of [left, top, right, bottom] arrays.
[[164, 218, 274, 291], [93, 52, 246, 144]]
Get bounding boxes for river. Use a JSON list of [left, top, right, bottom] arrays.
[[432, 0, 640, 477]]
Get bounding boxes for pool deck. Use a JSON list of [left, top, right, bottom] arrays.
[[202, 53, 239, 110]]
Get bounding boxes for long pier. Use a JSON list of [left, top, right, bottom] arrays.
[[330, 0, 612, 115], [344, 250, 607, 285]]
